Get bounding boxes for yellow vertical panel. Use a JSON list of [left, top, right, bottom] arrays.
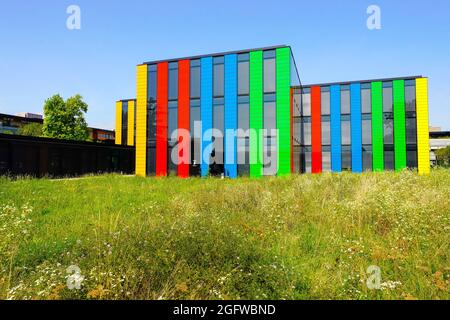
[[136, 65, 148, 176], [115, 101, 122, 145], [127, 100, 135, 146], [416, 78, 430, 175]]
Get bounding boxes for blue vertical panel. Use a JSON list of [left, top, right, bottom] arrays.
[[224, 54, 238, 178], [201, 57, 213, 177], [330, 85, 342, 172], [350, 83, 363, 173]]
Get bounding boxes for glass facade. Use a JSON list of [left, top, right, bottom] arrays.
[[127, 46, 428, 178], [299, 77, 425, 174]]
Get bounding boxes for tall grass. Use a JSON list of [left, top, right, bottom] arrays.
[[0, 169, 449, 300]]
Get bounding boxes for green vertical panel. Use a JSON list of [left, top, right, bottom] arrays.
[[276, 47, 291, 176], [249, 51, 263, 177], [371, 81, 384, 171], [393, 80, 406, 171]]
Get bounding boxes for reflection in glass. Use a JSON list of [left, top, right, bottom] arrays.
[[362, 88, 371, 114], [302, 93, 311, 116], [190, 61, 201, 98], [263, 58, 276, 93], [321, 91, 330, 115], [168, 63, 178, 100], [341, 88, 350, 114]]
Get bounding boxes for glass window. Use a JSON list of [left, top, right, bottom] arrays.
[[190, 60, 201, 98], [302, 93, 311, 116], [321, 90, 330, 115], [322, 121, 330, 145], [264, 137, 277, 176], [237, 102, 249, 175], [237, 138, 249, 176], [293, 93, 301, 117], [148, 67, 157, 101], [190, 101, 201, 174], [213, 58, 224, 97], [303, 120, 311, 146], [293, 145, 301, 173], [213, 103, 224, 165], [342, 146, 352, 171], [384, 150, 394, 170], [322, 151, 331, 172], [363, 145, 372, 171], [341, 120, 351, 145], [406, 118, 417, 145], [405, 85, 416, 112], [383, 86, 393, 112], [264, 102, 276, 134], [294, 118, 301, 146], [362, 119, 372, 145], [168, 62, 178, 100], [407, 149, 418, 168], [383, 117, 394, 144], [122, 102, 128, 146], [305, 151, 312, 173], [263, 57, 276, 93], [341, 88, 350, 114], [168, 103, 178, 145], [238, 60, 249, 95], [362, 88, 371, 114]]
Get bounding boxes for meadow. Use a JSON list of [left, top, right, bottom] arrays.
[[0, 170, 449, 300]]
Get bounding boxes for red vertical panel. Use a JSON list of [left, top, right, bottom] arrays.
[[178, 60, 190, 178], [311, 86, 322, 173], [156, 62, 168, 177], [290, 88, 294, 173]]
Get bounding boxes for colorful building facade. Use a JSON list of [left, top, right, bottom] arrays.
[[116, 46, 430, 177], [293, 76, 430, 175]]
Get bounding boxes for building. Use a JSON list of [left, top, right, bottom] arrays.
[[15, 112, 43, 120], [116, 46, 431, 177], [115, 99, 136, 146], [429, 130, 450, 166], [0, 112, 115, 144], [0, 113, 43, 135], [294, 76, 430, 175]]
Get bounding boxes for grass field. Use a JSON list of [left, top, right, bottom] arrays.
[[0, 170, 449, 300]]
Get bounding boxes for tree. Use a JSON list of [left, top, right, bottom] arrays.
[[42, 94, 89, 141], [17, 123, 43, 137], [435, 146, 450, 167]]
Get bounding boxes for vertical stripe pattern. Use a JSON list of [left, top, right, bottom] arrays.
[[136, 65, 148, 176], [178, 60, 190, 178], [371, 81, 384, 171], [156, 62, 168, 177], [350, 83, 362, 173], [276, 47, 291, 176], [115, 101, 122, 145], [393, 79, 407, 171], [416, 78, 430, 175], [249, 51, 263, 178], [311, 86, 322, 173], [200, 57, 213, 177], [330, 85, 341, 172], [127, 100, 135, 146], [224, 54, 238, 178]]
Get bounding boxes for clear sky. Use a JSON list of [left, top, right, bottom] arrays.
[[0, 0, 449, 130]]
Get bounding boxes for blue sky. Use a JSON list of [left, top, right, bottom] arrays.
[[0, 0, 449, 130]]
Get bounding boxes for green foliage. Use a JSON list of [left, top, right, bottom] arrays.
[[42, 94, 89, 141], [17, 123, 43, 137], [435, 146, 450, 167], [0, 170, 449, 300]]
